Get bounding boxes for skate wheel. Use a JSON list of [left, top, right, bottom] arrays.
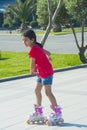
[[26, 120, 35, 124], [26, 119, 30, 124], [46, 120, 51, 126], [42, 119, 45, 123], [58, 118, 64, 124], [32, 121, 35, 124], [36, 121, 39, 124]]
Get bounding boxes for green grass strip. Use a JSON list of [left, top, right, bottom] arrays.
[[0, 52, 82, 78]]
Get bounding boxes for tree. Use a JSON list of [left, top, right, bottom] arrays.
[[37, 0, 49, 29], [7, 0, 36, 31], [0, 12, 4, 27], [40, 0, 63, 46], [65, 0, 87, 63], [37, 0, 62, 30]]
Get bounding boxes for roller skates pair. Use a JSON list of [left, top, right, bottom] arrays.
[[26, 104, 46, 124], [26, 104, 64, 126], [46, 105, 64, 126]]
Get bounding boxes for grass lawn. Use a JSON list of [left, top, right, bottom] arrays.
[[0, 27, 87, 35], [0, 52, 82, 79], [36, 27, 87, 35]]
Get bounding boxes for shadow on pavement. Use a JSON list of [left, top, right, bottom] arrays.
[[59, 122, 87, 128]]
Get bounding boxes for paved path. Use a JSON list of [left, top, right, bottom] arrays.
[[0, 66, 87, 130], [0, 32, 87, 53]]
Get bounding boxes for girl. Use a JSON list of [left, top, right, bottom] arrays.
[[22, 29, 63, 124]]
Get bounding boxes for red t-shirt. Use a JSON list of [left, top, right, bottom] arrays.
[[29, 45, 53, 78]]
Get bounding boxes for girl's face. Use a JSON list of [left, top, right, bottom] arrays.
[[22, 36, 34, 47]]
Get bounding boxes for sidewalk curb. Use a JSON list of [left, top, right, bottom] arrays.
[[0, 64, 87, 83]]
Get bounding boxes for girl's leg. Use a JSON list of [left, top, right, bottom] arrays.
[[44, 85, 57, 106], [35, 82, 42, 106]]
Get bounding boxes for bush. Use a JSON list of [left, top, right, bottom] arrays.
[[30, 21, 38, 28], [3, 23, 9, 28]]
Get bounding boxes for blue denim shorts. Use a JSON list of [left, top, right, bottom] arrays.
[[36, 75, 53, 86]]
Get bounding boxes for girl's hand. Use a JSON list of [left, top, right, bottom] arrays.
[[48, 56, 52, 61], [30, 57, 36, 75], [30, 69, 36, 75]]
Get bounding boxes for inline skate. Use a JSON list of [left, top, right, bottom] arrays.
[[26, 104, 46, 124], [46, 105, 64, 126]]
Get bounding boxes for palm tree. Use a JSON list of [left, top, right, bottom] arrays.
[[7, 0, 36, 31]]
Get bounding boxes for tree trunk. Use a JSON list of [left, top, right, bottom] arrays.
[[79, 46, 87, 63], [41, 0, 63, 46], [70, 20, 87, 63], [21, 21, 27, 32], [81, 20, 84, 47], [69, 21, 80, 50], [41, 0, 52, 46], [79, 20, 87, 63]]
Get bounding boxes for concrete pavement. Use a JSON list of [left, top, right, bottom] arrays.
[[0, 32, 87, 53], [0, 66, 87, 130]]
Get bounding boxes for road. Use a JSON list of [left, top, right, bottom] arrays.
[[0, 66, 87, 130], [0, 32, 87, 53]]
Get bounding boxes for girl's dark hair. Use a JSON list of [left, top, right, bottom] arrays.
[[23, 29, 43, 48], [23, 29, 36, 42], [36, 42, 43, 48]]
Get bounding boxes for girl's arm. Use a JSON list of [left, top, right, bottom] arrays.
[[36, 42, 52, 60], [44, 49, 52, 60], [30, 58, 36, 75], [44, 49, 51, 56]]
